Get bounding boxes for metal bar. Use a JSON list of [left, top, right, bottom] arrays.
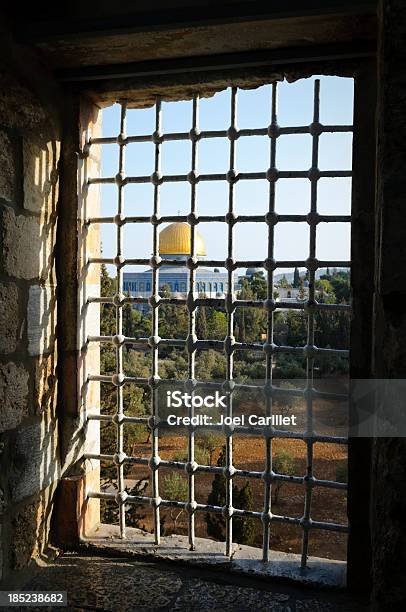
[[87, 337, 350, 356], [301, 79, 320, 569], [262, 81, 278, 563], [224, 87, 237, 558], [88, 294, 351, 314], [83, 78, 353, 569], [86, 212, 352, 225], [88, 123, 353, 147], [150, 97, 162, 545], [87, 451, 350, 478], [87, 168, 352, 186], [87, 488, 349, 533], [185, 94, 199, 551], [115, 101, 127, 538], [88, 256, 351, 270]]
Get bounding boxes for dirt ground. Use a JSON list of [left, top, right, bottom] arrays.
[[102, 383, 349, 561], [107, 436, 347, 561]]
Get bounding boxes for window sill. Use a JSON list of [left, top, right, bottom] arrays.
[[81, 524, 346, 590]]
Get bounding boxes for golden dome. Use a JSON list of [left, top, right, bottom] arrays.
[[159, 222, 206, 256]]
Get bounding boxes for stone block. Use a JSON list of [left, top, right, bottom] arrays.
[[53, 466, 100, 546], [79, 466, 100, 538], [0, 362, 29, 434], [9, 416, 60, 502], [0, 282, 20, 353], [34, 353, 57, 416], [0, 71, 46, 130], [1, 205, 56, 282], [78, 285, 100, 349], [0, 487, 6, 515], [84, 416, 100, 456], [27, 285, 56, 356], [11, 500, 39, 570], [23, 137, 60, 214], [0, 523, 2, 581], [0, 130, 15, 203], [1, 206, 41, 280]]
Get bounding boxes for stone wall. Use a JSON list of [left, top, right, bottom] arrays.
[[2, 2, 406, 606], [0, 30, 62, 585], [371, 1, 406, 610]]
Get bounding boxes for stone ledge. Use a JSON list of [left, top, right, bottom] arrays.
[[81, 524, 346, 589]]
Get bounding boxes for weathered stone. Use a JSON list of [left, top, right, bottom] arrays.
[[0, 130, 15, 203], [1, 206, 41, 279], [1, 204, 56, 281], [83, 525, 346, 590], [9, 416, 60, 502], [0, 487, 6, 514], [23, 137, 60, 214], [0, 70, 47, 130], [0, 523, 3, 581], [371, 2, 406, 610], [53, 467, 100, 547], [0, 282, 20, 353], [11, 500, 39, 570], [27, 285, 56, 356], [23, 553, 361, 611], [34, 353, 57, 416], [0, 362, 29, 434]]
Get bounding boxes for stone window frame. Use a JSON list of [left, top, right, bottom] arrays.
[[56, 57, 376, 593]]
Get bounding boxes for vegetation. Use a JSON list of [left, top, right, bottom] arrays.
[[99, 264, 350, 531], [205, 445, 255, 544], [335, 461, 348, 484], [272, 449, 296, 504], [162, 472, 188, 531]]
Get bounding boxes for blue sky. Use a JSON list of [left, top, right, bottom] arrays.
[[97, 75, 353, 276]]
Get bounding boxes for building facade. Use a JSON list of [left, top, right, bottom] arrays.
[[123, 222, 230, 310], [123, 222, 314, 310]]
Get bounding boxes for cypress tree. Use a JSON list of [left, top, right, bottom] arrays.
[[206, 446, 227, 540], [293, 267, 300, 288], [196, 304, 208, 339], [233, 482, 255, 545], [206, 445, 256, 544]]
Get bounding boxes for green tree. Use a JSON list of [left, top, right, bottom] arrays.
[[314, 273, 350, 355], [162, 472, 188, 531], [197, 432, 223, 464], [272, 450, 296, 504], [249, 272, 267, 300], [298, 277, 306, 300], [206, 445, 255, 544], [234, 482, 255, 545], [100, 264, 116, 334], [336, 461, 348, 483], [100, 478, 149, 528], [286, 310, 307, 346], [207, 309, 227, 339], [316, 278, 332, 300], [330, 271, 351, 304], [235, 278, 266, 343], [196, 303, 208, 339], [277, 275, 290, 289], [293, 267, 300, 289], [158, 284, 189, 341]]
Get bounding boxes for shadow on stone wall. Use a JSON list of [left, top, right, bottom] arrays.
[[0, 57, 62, 585]]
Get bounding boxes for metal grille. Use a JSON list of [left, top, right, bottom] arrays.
[[83, 79, 352, 568]]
